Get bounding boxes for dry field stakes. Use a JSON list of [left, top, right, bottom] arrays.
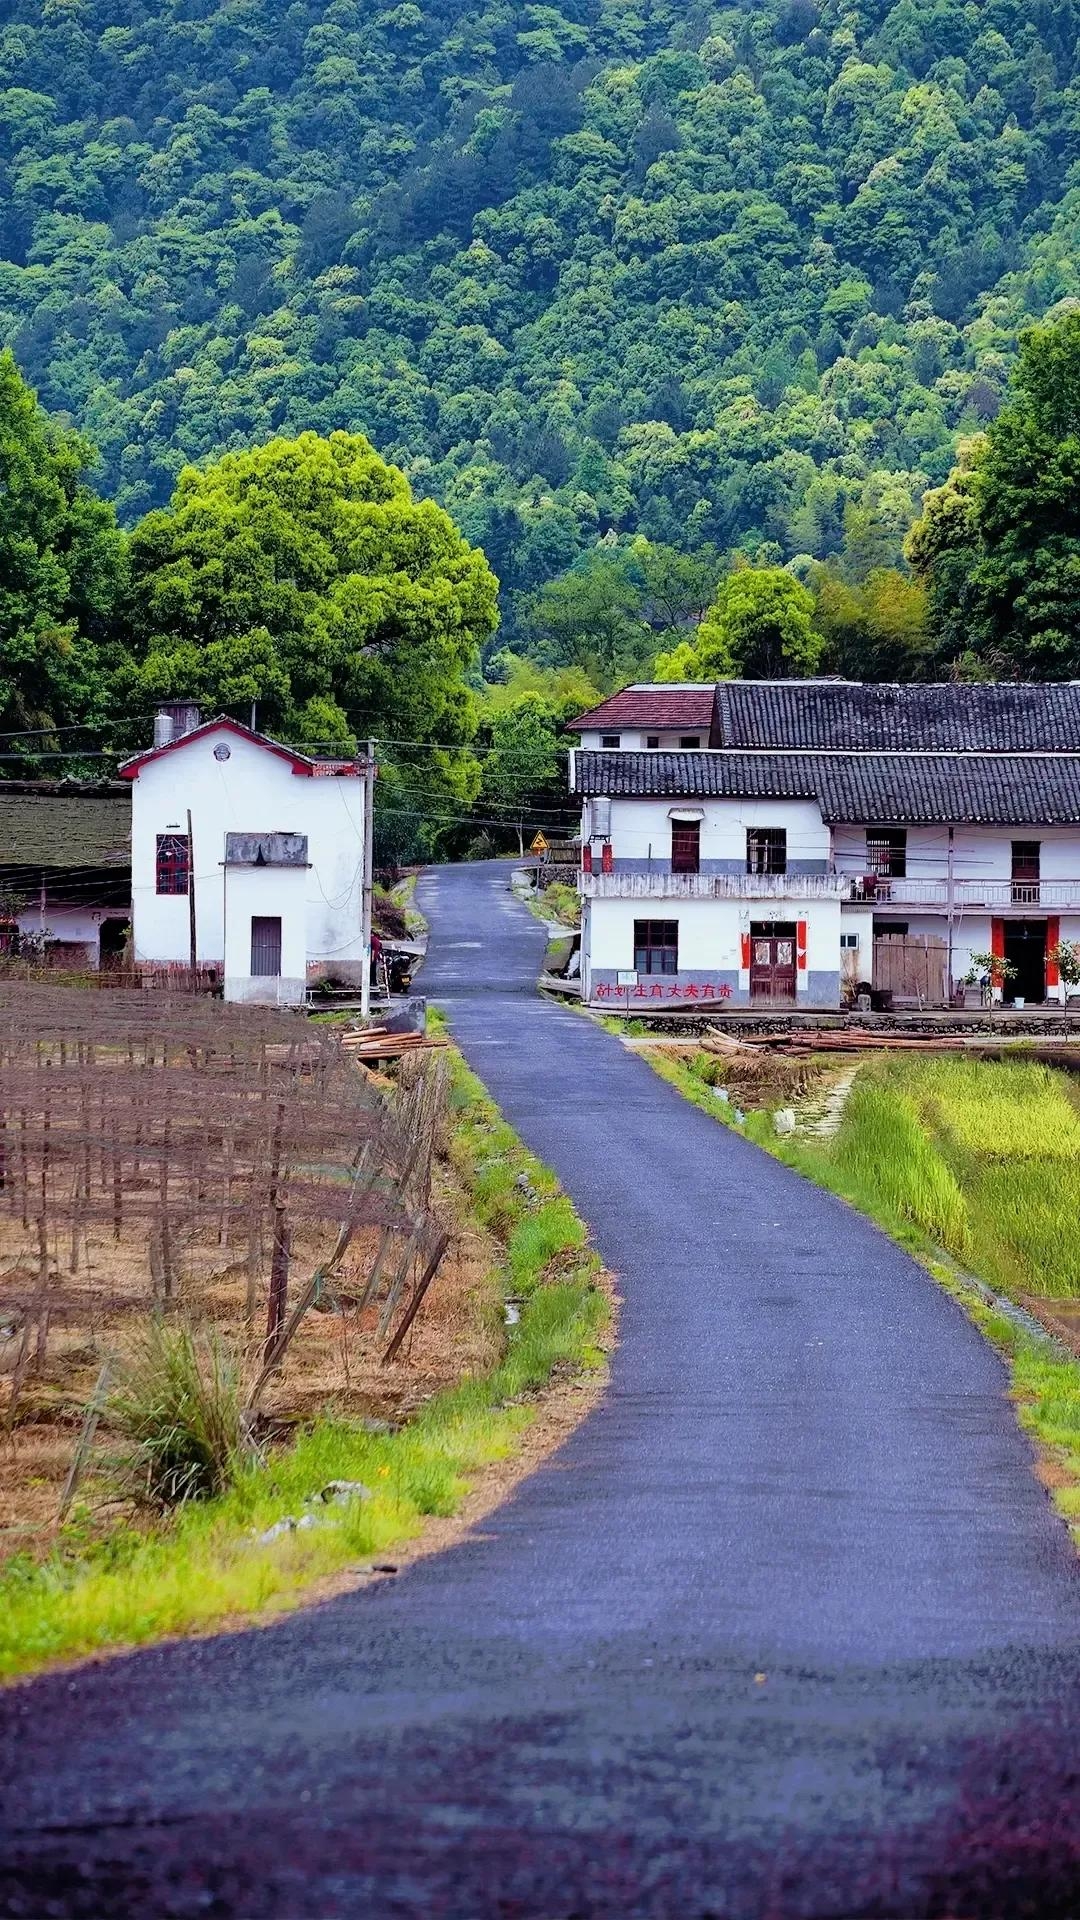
[[0, 986, 496, 1554]]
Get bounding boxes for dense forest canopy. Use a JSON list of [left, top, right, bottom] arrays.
[[3, 0, 1080, 639]]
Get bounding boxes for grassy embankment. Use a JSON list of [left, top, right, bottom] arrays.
[[637, 1043, 1080, 1537], [0, 1047, 608, 1682]]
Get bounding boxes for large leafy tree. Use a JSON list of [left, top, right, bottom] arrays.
[[521, 557, 651, 690], [908, 311, 1080, 677], [479, 692, 563, 854], [125, 431, 499, 839], [655, 569, 824, 681], [0, 350, 126, 753]]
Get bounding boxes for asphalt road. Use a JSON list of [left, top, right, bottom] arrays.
[[2, 859, 1079, 1918]]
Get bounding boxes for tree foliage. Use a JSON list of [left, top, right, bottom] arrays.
[[908, 310, 1080, 676], [0, 349, 125, 743], [479, 691, 562, 853], [656, 567, 823, 681], [2, 0, 1080, 631], [125, 430, 498, 758]]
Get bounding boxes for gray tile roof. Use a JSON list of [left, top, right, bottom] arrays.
[[714, 681, 1080, 752], [574, 751, 1080, 826], [0, 786, 131, 871]]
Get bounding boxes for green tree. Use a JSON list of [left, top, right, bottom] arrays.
[[813, 566, 929, 679], [656, 568, 824, 680], [909, 313, 1080, 676], [521, 558, 649, 689], [479, 692, 562, 853], [126, 431, 498, 835], [0, 351, 126, 753]]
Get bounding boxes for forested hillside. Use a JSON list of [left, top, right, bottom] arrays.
[[3, 0, 1080, 631]]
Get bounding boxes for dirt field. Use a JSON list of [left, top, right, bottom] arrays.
[[0, 987, 499, 1561]]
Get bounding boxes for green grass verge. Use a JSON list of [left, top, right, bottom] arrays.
[[525, 881, 580, 930], [0, 1045, 608, 1682], [632, 1041, 1080, 1544]]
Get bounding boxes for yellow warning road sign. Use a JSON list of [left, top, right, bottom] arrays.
[[530, 831, 549, 854]]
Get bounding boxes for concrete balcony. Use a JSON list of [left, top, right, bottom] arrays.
[[844, 877, 1080, 911], [579, 871, 851, 901]]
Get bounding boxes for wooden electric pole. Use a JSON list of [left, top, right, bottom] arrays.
[[360, 741, 375, 1019], [187, 808, 197, 989]]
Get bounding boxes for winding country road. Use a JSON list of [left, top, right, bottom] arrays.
[[2, 860, 1079, 1917]]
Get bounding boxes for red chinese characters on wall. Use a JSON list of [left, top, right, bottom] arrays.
[[594, 981, 735, 1001]]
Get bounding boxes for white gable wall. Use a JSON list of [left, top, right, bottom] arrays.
[[129, 727, 366, 991]]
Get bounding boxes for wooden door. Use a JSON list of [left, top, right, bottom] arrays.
[[750, 922, 797, 1003], [250, 915, 282, 977]]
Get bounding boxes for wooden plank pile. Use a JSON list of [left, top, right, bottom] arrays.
[[339, 1026, 447, 1063], [763, 1029, 974, 1055]]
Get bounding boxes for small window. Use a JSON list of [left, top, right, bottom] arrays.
[[840, 932, 859, 950], [633, 919, 678, 975], [1011, 840, 1040, 901], [671, 819, 700, 874], [155, 832, 190, 895], [646, 735, 660, 749], [866, 828, 907, 878], [601, 733, 621, 749], [679, 735, 701, 748], [747, 828, 787, 875]]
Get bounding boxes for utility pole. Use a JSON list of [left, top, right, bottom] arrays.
[[360, 740, 375, 1019], [187, 808, 197, 989], [946, 824, 955, 1004]]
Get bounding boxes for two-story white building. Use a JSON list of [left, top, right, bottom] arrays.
[[569, 681, 1080, 1011], [120, 706, 372, 1005]]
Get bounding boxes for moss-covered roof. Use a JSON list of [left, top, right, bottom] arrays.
[[0, 785, 131, 871]]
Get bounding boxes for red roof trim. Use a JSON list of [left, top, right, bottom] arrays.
[[118, 717, 362, 780]]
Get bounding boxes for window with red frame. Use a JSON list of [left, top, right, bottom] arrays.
[[156, 833, 191, 895]]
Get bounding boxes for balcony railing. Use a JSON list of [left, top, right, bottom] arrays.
[[845, 877, 1080, 909], [579, 871, 850, 901], [579, 870, 1080, 908]]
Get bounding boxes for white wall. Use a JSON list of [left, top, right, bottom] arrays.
[[130, 727, 366, 978], [577, 728, 710, 751], [583, 795, 830, 867], [14, 904, 111, 962], [588, 897, 742, 971], [224, 867, 309, 1005], [833, 823, 1080, 880], [586, 894, 842, 977]]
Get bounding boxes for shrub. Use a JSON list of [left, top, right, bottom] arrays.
[[109, 1320, 248, 1508]]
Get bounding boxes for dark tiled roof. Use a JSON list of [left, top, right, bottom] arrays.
[[0, 787, 131, 870], [574, 751, 1080, 825], [713, 681, 1080, 752], [567, 686, 718, 733]]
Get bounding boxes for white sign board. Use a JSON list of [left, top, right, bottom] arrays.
[[616, 970, 638, 988]]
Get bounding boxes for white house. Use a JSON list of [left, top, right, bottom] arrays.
[[120, 707, 373, 1005], [568, 681, 1080, 1012], [0, 782, 131, 968]]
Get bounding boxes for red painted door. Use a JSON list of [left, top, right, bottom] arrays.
[[750, 921, 797, 1003]]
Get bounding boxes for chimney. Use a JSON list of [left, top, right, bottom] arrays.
[[154, 701, 201, 747]]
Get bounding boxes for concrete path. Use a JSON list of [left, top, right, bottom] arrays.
[[1, 860, 1078, 1918]]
